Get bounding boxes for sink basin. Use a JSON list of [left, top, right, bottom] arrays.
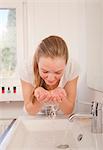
[[0, 116, 103, 150]]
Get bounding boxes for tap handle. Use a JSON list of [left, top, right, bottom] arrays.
[[91, 101, 102, 116], [91, 101, 95, 115], [96, 102, 98, 116]]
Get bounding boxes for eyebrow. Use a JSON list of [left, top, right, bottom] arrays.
[[41, 68, 64, 72]]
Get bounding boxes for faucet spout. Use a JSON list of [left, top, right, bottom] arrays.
[[69, 101, 103, 133], [44, 104, 58, 119], [69, 113, 92, 121]]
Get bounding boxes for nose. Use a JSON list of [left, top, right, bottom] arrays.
[[47, 73, 55, 81]]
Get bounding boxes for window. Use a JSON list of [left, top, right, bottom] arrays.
[[0, 9, 16, 78], [0, 1, 25, 101]]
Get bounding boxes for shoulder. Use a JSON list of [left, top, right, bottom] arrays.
[[59, 58, 80, 87], [66, 58, 80, 80]]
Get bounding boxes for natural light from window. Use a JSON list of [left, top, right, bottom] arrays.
[[0, 9, 16, 78]]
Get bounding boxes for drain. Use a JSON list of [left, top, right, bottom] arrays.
[[56, 144, 70, 149], [77, 134, 83, 141]]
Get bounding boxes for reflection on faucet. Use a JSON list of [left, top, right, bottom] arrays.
[[44, 104, 58, 119], [69, 113, 92, 121], [69, 101, 103, 133], [91, 101, 102, 133]]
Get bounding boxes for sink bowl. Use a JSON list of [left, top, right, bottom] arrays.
[[0, 116, 103, 150]]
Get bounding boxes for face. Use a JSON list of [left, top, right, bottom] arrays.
[[38, 56, 66, 86]]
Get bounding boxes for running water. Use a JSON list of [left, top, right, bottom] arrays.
[[43, 102, 59, 119]]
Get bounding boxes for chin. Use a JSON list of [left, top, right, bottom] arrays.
[[46, 81, 56, 86], [46, 82, 55, 86]]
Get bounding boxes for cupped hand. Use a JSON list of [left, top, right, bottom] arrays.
[[34, 87, 52, 104], [50, 87, 67, 104]]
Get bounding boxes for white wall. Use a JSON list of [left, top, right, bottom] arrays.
[[26, 0, 97, 113], [86, 0, 103, 92]]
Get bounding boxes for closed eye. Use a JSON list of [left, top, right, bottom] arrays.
[[55, 71, 62, 74], [42, 71, 48, 73]]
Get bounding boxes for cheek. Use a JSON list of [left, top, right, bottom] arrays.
[[40, 72, 47, 79], [55, 74, 63, 80], [57, 71, 64, 78]]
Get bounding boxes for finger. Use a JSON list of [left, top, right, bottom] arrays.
[[34, 90, 41, 98], [59, 93, 67, 102], [52, 97, 58, 105], [56, 88, 66, 96], [59, 93, 64, 98], [53, 94, 62, 103], [39, 93, 48, 101], [48, 94, 54, 102], [42, 95, 50, 103], [34, 93, 40, 100], [57, 95, 62, 103]]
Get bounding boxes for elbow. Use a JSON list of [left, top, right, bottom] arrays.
[[24, 104, 36, 116], [64, 108, 73, 116], [64, 105, 74, 116]]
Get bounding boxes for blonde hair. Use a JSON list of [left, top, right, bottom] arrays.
[[31, 35, 69, 103]]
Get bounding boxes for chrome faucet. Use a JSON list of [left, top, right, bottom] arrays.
[[69, 113, 92, 121], [44, 104, 58, 119], [91, 101, 102, 133], [69, 101, 103, 133]]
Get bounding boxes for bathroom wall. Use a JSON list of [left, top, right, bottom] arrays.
[[0, 0, 103, 119]]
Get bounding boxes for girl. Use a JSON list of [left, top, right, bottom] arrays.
[[20, 35, 79, 116]]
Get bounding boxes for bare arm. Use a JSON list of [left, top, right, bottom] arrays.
[[21, 76, 78, 116], [51, 76, 79, 116], [21, 80, 43, 115], [59, 76, 79, 115]]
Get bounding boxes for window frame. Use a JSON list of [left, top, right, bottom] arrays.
[[0, 0, 27, 101]]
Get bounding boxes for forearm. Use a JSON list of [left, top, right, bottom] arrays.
[[59, 98, 75, 116], [25, 100, 43, 116]]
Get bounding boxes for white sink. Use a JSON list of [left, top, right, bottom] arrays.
[[0, 116, 103, 150]]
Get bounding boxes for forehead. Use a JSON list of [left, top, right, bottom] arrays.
[[38, 56, 66, 71]]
